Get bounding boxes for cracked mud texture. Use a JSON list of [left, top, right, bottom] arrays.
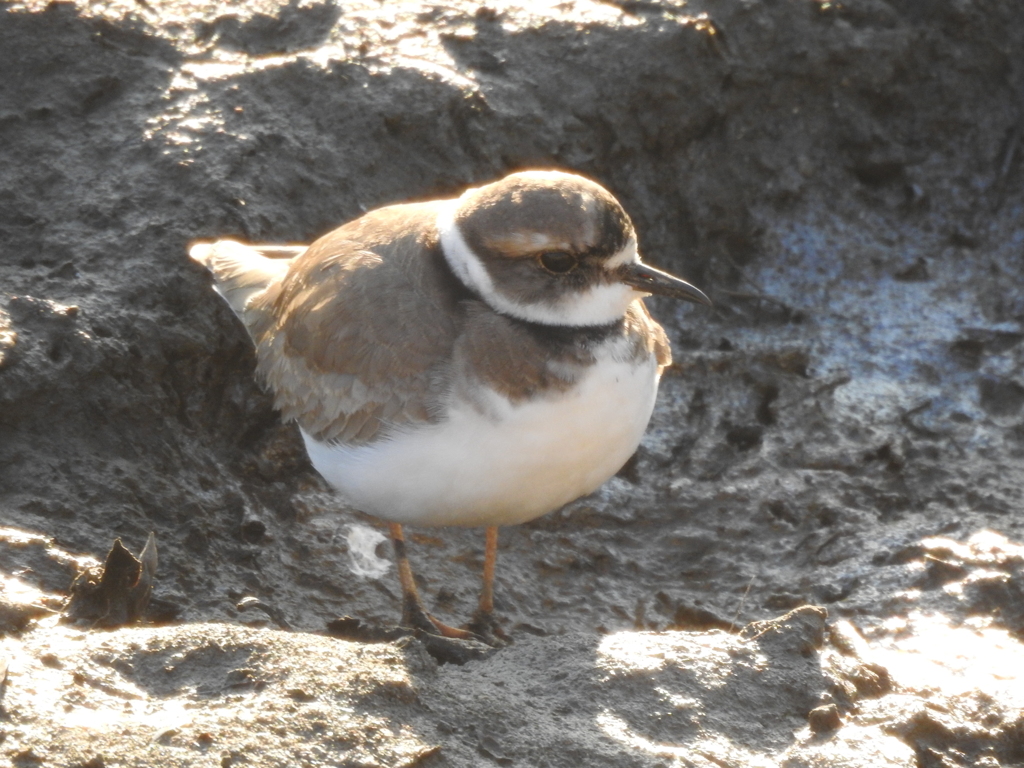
[[1, 0, 1024, 765]]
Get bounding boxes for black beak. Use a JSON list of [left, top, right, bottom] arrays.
[[619, 262, 712, 306]]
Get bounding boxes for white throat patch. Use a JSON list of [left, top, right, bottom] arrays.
[[437, 200, 642, 327]]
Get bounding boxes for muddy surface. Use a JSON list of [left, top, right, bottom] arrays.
[[2, 0, 1024, 765]]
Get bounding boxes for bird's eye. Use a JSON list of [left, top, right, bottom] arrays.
[[538, 251, 577, 274]]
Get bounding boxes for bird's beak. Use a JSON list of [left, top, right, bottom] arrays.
[[619, 262, 712, 306]]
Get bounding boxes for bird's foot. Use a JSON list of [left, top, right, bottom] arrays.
[[394, 598, 498, 664], [401, 597, 476, 641], [466, 609, 509, 648], [327, 614, 494, 665]]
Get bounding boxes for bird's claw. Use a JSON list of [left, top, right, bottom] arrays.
[[466, 609, 509, 648]]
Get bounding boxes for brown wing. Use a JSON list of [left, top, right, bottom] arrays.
[[245, 201, 466, 445]]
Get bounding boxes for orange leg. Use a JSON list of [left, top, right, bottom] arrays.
[[389, 523, 473, 640], [468, 526, 505, 642], [478, 525, 499, 616]]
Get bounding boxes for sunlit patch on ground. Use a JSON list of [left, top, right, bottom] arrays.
[[870, 611, 1024, 700], [862, 530, 1024, 704], [591, 532, 1024, 766], [0, 623, 437, 767], [596, 710, 779, 768]]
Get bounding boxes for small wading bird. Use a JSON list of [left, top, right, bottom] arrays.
[[190, 170, 710, 643]]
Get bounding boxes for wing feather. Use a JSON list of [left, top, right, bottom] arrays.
[[246, 202, 465, 445]]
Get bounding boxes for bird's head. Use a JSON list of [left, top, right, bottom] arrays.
[[439, 170, 710, 326]]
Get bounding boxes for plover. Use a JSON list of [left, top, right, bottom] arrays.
[[190, 170, 710, 641]]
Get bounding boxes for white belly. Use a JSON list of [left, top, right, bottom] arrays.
[[301, 344, 661, 527]]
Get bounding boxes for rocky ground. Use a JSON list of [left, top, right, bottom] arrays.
[[2, 0, 1024, 765]]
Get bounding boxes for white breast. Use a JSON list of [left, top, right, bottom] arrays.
[[301, 338, 661, 527]]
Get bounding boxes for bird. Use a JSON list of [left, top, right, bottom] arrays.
[[189, 170, 710, 643]]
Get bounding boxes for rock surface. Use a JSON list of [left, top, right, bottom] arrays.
[[2, 0, 1024, 765]]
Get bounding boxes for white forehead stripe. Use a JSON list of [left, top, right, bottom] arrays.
[[604, 237, 639, 270], [437, 202, 643, 327]]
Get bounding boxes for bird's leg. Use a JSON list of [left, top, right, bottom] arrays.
[[468, 525, 507, 642], [479, 525, 498, 615], [389, 523, 473, 640]]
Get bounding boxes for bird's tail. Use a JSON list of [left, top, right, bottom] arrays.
[[189, 240, 303, 317]]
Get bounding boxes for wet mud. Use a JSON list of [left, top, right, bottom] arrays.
[[2, 0, 1024, 765]]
